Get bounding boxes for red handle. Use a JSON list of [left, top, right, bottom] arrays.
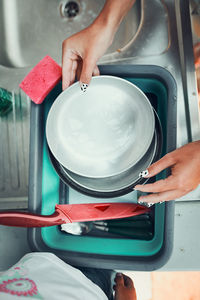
[[56, 203, 149, 222], [0, 203, 150, 227], [0, 210, 67, 227]]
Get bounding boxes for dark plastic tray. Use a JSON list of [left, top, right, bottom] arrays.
[[28, 65, 176, 270]]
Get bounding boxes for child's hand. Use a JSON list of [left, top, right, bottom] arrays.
[[114, 273, 137, 300]]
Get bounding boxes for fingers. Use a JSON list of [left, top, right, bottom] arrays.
[[92, 65, 100, 77], [62, 48, 78, 90], [80, 57, 97, 85], [76, 60, 83, 81], [62, 42, 99, 89], [76, 63, 99, 82], [62, 56, 73, 90], [70, 60, 78, 86], [135, 175, 176, 193], [145, 153, 176, 178], [135, 142, 200, 203], [138, 189, 187, 203]]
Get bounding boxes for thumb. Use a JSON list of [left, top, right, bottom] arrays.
[[80, 57, 97, 86]]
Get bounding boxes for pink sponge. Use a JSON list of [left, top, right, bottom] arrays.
[[19, 55, 62, 104]]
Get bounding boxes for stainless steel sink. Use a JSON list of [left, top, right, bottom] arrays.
[[0, 0, 171, 69], [0, 91, 30, 208], [0, 0, 142, 208], [0, 0, 141, 68], [0, 0, 200, 208]]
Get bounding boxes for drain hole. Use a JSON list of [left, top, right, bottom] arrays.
[[61, 1, 80, 19]]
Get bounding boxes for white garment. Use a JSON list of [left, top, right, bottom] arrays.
[[0, 252, 108, 300]]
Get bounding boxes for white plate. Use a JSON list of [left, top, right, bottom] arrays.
[[46, 76, 155, 178]]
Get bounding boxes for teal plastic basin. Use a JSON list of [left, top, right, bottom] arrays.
[[40, 77, 167, 257]]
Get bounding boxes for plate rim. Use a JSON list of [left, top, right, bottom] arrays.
[[46, 75, 155, 178]]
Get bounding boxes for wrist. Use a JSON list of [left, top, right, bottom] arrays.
[[91, 13, 117, 37], [93, 0, 136, 33], [89, 18, 116, 47]]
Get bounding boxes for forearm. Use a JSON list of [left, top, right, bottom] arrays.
[[62, 0, 136, 88], [93, 0, 136, 34]]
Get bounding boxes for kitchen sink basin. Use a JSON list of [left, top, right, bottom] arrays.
[[0, 0, 141, 68], [0, 0, 139, 207], [0, 0, 171, 68]]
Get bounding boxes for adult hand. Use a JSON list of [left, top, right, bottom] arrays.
[[62, 0, 136, 90], [114, 273, 137, 300], [62, 23, 114, 90], [135, 141, 200, 203]]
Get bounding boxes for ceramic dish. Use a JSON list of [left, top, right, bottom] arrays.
[[46, 76, 155, 178], [48, 110, 162, 198]]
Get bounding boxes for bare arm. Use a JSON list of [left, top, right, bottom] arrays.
[[94, 0, 136, 33], [62, 0, 136, 90]]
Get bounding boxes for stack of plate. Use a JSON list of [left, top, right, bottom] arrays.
[[46, 76, 162, 197]]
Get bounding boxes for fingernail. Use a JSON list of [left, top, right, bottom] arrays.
[[116, 272, 123, 277], [147, 203, 154, 207], [139, 169, 149, 178], [138, 200, 144, 204], [80, 82, 88, 92], [138, 199, 154, 207]]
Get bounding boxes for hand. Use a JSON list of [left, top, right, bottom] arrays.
[[62, 0, 136, 90], [62, 23, 114, 90], [114, 273, 137, 300], [135, 141, 200, 203]]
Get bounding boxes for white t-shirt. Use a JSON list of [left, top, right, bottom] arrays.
[[0, 253, 108, 300]]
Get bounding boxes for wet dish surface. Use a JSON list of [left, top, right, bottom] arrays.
[[46, 76, 155, 178]]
